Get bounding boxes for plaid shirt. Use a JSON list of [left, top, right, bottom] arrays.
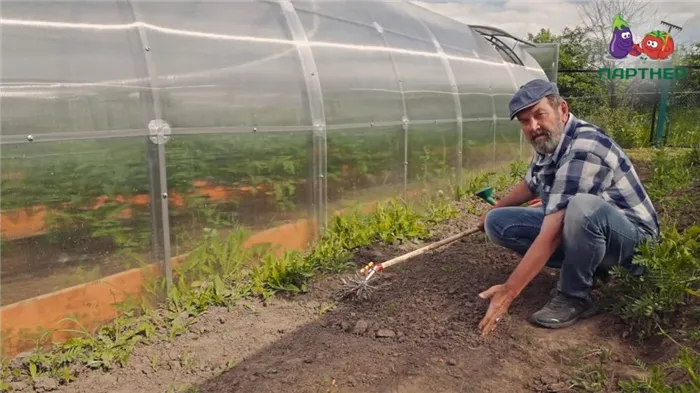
[[524, 113, 660, 239]]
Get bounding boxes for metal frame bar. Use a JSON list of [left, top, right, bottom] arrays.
[[278, 0, 328, 235], [484, 36, 524, 66], [497, 56, 521, 162], [413, 18, 464, 187], [522, 42, 560, 84], [551, 43, 561, 85], [469, 25, 536, 48], [125, 0, 173, 290], [364, 10, 411, 200], [0, 118, 479, 145]]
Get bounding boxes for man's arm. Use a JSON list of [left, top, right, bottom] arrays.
[[503, 209, 564, 297], [493, 180, 537, 208]]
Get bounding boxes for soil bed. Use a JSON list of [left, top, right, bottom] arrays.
[[27, 202, 646, 393]]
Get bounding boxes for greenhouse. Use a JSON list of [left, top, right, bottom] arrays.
[[2, 0, 700, 392], [1, 0, 555, 346]]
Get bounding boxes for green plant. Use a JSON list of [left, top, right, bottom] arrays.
[[608, 226, 700, 337], [591, 105, 651, 149], [250, 251, 314, 299], [423, 191, 460, 224], [618, 343, 700, 392], [646, 148, 695, 204], [568, 348, 615, 393]]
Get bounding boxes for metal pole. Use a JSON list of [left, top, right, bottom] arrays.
[[365, 11, 410, 200], [655, 78, 670, 147], [126, 0, 172, 291], [278, 0, 328, 234], [413, 18, 464, 188]]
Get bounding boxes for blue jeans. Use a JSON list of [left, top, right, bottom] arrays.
[[484, 194, 646, 301]]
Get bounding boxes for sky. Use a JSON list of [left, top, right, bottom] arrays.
[[413, 0, 700, 46]]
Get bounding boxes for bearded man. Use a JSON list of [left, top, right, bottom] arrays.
[[475, 79, 659, 335]]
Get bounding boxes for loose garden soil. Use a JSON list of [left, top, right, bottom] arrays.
[[9, 155, 697, 393]]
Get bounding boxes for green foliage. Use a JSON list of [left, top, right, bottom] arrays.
[[618, 344, 700, 392], [587, 105, 651, 149], [674, 43, 700, 93], [607, 225, 700, 337], [527, 27, 603, 100], [600, 147, 700, 391], [613, 149, 700, 336], [567, 347, 615, 393], [645, 148, 696, 217]]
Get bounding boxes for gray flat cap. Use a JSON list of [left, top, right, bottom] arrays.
[[508, 79, 559, 120]]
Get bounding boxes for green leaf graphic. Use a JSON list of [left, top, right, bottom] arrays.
[[612, 13, 630, 31]]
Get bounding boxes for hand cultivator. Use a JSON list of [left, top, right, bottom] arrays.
[[339, 186, 497, 301]]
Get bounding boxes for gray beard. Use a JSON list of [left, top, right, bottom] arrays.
[[532, 136, 560, 155]]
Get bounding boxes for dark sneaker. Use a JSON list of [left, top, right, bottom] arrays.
[[531, 293, 597, 329], [548, 269, 611, 297]]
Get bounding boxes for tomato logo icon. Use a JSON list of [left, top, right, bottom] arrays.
[[629, 30, 675, 60]]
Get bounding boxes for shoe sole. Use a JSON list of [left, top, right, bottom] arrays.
[[530, 306, 599, 329]]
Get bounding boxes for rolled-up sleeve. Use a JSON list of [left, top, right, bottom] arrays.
[[544, 150, 614, 215]]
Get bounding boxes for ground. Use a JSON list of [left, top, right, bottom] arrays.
[[8, 204, 637, 393], [6, 153, 699, 393]]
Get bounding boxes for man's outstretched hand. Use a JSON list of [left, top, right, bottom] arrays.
[[478, 284, 516, 336]]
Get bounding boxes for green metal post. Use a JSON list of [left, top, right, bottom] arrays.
[[654, 78, 670, 147]]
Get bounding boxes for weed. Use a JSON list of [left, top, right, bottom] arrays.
[[619, 345, 700, 392], [317, 303, 335, 315], [568, 348, 615, 393]]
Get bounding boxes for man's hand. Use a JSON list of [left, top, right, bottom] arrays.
[[477, 284, 515, 336], [477, 209, 565, 336]]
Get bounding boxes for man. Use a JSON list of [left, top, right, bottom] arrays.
[[476, 79, 659, 336]]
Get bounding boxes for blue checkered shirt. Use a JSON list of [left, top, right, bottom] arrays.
[[524, 113, 660, 239]]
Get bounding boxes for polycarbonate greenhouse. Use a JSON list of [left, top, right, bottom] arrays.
[[0, 0, 557, 354]]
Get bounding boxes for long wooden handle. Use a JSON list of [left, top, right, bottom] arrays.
[[379, 227, 482, 271]]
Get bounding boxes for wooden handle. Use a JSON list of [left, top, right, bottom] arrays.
[[379, 227, 481, 271]]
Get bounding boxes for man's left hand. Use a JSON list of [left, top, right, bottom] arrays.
[[478, 284, 516, 336]]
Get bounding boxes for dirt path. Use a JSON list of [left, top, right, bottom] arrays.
[[33, 206, 645, 393]]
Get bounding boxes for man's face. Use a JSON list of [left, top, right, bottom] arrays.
[[515, 97, 568, 155]]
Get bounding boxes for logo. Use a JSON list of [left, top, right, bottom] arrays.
[[608, 14, 675, 61], [599, 14, 687, 80]]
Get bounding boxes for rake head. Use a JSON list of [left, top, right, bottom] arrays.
[[338, 270, 380, 301]]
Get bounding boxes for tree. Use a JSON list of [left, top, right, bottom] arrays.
[[527, 27, 604, 112], [675, 43, 700, 92]]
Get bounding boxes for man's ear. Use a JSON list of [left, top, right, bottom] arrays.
[[559, 100, 569, 122]]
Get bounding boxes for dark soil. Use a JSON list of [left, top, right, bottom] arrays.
[[26, 201, 648, 393]]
